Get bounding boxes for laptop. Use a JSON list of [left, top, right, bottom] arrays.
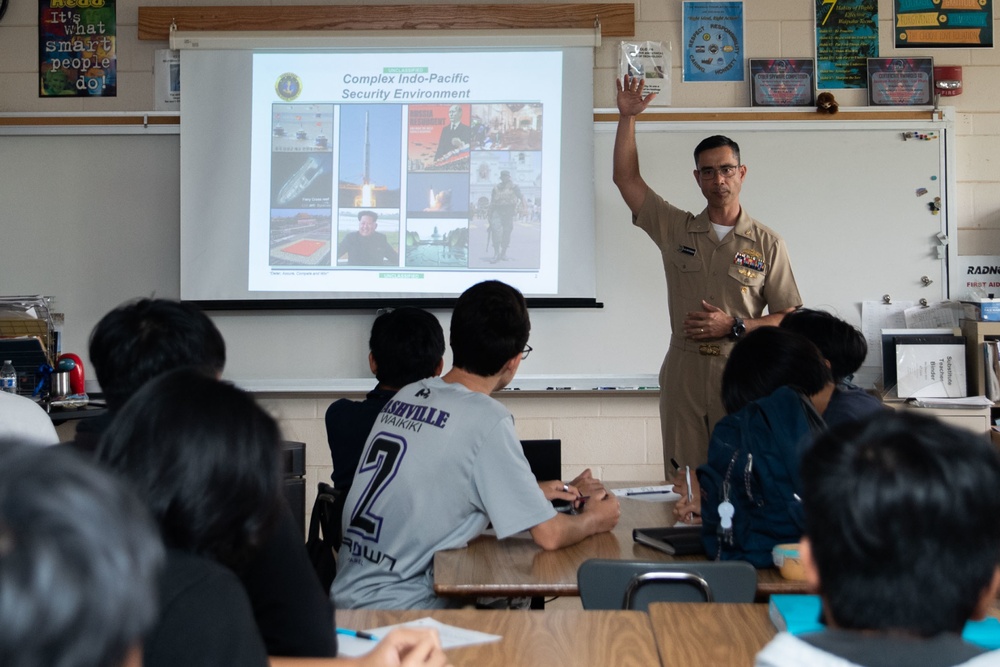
[[519, 439, 561, 482]]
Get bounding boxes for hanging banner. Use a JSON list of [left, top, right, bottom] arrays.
[[39, 0, 117, 97], [816, 0, 878, 89], [894, 0, 993, 49], [682, 2, 745, 83]]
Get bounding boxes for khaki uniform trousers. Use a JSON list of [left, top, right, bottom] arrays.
[[658, 337, 734, 472]]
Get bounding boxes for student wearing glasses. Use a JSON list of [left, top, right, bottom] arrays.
[[613, 74, 802, 471], [331, 280, 620, 610]]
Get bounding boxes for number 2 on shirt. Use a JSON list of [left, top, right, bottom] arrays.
[[347, 433, 408, 541]]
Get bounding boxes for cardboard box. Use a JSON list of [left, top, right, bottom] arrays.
[[962, 299, 1000, 322]]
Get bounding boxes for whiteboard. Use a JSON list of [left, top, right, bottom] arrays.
[[0, 112, 954, 384]]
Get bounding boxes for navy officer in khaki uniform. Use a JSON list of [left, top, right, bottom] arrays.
[[612, 74, 802, 472]]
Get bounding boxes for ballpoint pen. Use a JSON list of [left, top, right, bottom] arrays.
[[684, 465, 694, 522], [337, 628, 378, 641]]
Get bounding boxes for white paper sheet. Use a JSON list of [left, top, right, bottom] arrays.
[[337, 617, 502, 657], [612, 484, 680, 502]]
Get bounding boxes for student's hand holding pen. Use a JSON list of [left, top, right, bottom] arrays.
[[568, 468, 606, 498], [578, 483, 621, 531], [670, 464, 703, 525], [539, 479, 581, 503], [356, 627, 452, 667], [271, 627, 452, 667]]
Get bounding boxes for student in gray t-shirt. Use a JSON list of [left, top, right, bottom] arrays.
[[331, 280, 621, 610]]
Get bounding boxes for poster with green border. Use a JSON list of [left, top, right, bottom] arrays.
[[816, 0, 879, 89]]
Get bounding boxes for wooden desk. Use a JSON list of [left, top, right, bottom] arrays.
[[433, 493, 806, 600], [647, 603, 775, 666], [647, 602, 1000, 665], [336, 609, 661, 666]]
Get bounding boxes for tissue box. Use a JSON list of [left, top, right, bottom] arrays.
[[962, 300, 1000, 322]]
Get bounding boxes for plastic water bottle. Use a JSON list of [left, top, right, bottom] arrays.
[[0, 361, 16, 394]]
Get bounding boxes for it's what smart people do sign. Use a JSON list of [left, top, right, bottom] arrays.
[[39, 0, 116, 97]]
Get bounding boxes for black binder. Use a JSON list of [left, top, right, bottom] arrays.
[[632, 525, 705, 556]]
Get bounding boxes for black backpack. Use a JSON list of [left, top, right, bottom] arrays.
[[698, 386, 825, 568]]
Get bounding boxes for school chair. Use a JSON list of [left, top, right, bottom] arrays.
[[306, 482, 347, 591], [577, 558, 757, 611]]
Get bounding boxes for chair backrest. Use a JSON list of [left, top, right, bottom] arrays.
[[577, 559, 757, 611], [305, 482, 348, 591]]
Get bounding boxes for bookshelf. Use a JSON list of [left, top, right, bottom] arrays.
[[961, 319, 1000, 402]]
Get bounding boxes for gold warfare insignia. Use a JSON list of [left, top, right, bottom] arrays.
[[733, 248, 765, 273], [275, 73, 302, 101]]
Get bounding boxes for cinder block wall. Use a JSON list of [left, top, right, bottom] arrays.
[[22, 0, 1000, 515]]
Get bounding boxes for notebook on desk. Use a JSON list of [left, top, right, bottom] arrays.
[[633, 525, 705, 556]]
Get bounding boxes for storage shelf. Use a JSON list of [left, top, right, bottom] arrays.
[[961, 319, 1000, 407]]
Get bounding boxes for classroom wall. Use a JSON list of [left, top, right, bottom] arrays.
[[11, 0, 1000, 498]]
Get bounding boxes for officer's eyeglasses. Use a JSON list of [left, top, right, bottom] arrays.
[[522, 344, 533, 360], [698, 164, 740, 180]]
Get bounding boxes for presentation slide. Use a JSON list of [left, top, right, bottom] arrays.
[[247, 51, 563, 296]]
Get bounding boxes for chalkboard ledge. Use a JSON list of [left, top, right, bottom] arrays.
[[233, 374, 659, 395]]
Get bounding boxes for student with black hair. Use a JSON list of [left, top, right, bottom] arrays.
[[332, 281, 620, 609], [779, 308, 885, 427], [719, 326, 835, 415], [757, 411, 1000, 666], [0, 439, 163, 667], [326, 307, 445, 491], [98, 369, 450, 667], [74, 297, 226, 453], [74, 297, 335, 658], [674, 327, 834, 533]]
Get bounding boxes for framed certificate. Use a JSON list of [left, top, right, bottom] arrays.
[[749, 59, 815, 107], [867, 57, 934, 106]]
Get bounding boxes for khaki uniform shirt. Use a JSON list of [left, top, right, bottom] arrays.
[[635, 189, 802, 341]]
